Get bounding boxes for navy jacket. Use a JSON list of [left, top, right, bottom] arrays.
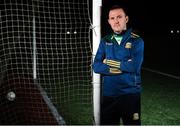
[[93, 29, 144, 96]]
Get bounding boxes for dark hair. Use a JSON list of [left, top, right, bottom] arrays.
[[109, 5, 128, 16]]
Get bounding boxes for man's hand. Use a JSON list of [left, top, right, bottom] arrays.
[[103, 59, 120, 68]]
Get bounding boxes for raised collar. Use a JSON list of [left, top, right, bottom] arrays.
[[111, 28, 132, 41]]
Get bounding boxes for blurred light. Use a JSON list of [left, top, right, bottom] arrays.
[[170, 30, 174, 34], [177, 30, 179, 34], [74, 31, 77, 34]]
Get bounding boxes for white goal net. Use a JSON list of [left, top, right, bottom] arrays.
[[0, 0, 92, 125]]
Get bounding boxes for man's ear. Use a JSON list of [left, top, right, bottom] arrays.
[[108, 18, 110, 25], [126, 16, 129, 23]]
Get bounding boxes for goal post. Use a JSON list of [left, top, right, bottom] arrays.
[[92, 0, 102, 125]]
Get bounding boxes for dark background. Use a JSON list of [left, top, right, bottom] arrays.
[[101, 0, 180, 76]]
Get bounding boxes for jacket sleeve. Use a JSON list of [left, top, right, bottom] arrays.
[[120, 38, 144, 73], [93, 40, 119, 75]]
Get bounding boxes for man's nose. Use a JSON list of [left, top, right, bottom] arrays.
[[114, 18, 119, 23]]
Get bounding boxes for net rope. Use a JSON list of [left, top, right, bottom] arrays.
[[0, 0, 92, 124]]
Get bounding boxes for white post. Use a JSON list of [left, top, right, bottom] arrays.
[[33, 16, 37, 80], [93, 0, 101, 125], [31, 3, 66, 125]]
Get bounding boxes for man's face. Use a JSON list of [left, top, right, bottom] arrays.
[[108, 8, 129, 33]]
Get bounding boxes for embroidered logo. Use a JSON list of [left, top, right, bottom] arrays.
[[106, 42, 113, 46], [125, 42, 132, 49]]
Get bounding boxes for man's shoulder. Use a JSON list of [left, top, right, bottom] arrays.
[[131, 32, 140, 38], [102, 34, 114, 42], [130, 32, 144, 48], [130, 32, 144, 43]]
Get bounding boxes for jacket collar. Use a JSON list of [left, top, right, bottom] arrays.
[[111, 28, 132, 43]]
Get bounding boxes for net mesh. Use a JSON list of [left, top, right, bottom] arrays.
[[0, 0, 92, 124]]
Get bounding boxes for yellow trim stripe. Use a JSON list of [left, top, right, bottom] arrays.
[[109, 68, 122, 74]]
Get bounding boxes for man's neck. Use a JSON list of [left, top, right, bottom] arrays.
[[114, 30, 126, 36]]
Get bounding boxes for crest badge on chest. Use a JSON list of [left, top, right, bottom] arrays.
[[125, 42, 132, 49]]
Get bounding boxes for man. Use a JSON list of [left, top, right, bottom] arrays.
[[93, 5, 144, 125]]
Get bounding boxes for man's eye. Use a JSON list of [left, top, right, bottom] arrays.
[[117, 16, 122, 19]]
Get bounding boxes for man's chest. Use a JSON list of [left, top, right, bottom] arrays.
[[104, 40, 133, 60]]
